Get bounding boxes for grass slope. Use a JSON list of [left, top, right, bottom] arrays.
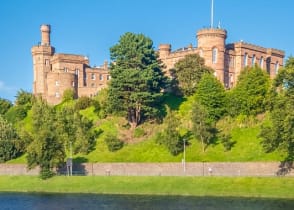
[[0, 176, 293, 199], [9, 94, 286, 164]]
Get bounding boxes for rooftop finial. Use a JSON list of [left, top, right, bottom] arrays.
[[211, 0, 214, 28]]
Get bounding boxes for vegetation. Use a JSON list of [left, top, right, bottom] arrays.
[[171, 54, 213, 96], [155, 107, 183, 155], [260, 57, 294, 161], [227, 66, 270, 116], [108, 32, 167, 128], [0, 176, 293, 199]]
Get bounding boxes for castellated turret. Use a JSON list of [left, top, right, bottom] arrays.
[[197, 28, 227, 82], [31, 24, 55, 98]]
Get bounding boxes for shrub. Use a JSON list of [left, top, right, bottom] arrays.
[[75, 96, 93, 111], [104, 134, 124, 152]]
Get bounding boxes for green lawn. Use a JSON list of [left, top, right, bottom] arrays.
[[0, 176, 293, 199]]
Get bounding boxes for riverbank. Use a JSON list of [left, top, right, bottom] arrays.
[[0, 176, 293, 199]]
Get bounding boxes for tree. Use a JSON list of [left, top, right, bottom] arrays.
[[62, 89, 75, 102], [15, 89, 33, 106], [108, 32, 167, 128], [195, 73, 227, 121], [260, 57, 294, 160], [0, 98, 12, 116], [0, 115, 24, 162], [156, 107, 183, 155], [227, 66, 270, 116], [171, 54, 213, 96], [191, 102, 214, 152], [26, 99, 65, 179]]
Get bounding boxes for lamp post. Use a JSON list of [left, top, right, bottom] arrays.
[[183, 138, 186, 173]]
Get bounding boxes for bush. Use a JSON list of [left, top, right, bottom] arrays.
[[104, 134, 124, 152], [40, 167, 54, 180], [75, 96, 93, 111]]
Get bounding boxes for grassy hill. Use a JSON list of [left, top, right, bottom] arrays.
[[8, 94, 286, 164]]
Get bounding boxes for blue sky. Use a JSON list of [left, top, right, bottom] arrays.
[[0, 0, 293, 102]]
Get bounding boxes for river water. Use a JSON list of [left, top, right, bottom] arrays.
[[0, 193, 293, 210]]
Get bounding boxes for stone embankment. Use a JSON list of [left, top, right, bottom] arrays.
[[0, 162, 293, 177]]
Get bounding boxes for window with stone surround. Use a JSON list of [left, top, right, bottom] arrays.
[[55, 81, 59, 86], [75, 68, 79, 76], [45, 59, 50, 66], [91, 73, 96, 80], [99, 74, 103, 81], [55, 92, 60, 98], [260, 56, 264, 69], [212, 48, 218, 64], [244, 53, 248, 66], [252, 55, 256, 66], [64, 67, 68, 73], [107, 75, 111, 80], [275, 61, 279, 74]]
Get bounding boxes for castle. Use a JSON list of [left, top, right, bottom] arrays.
[[32, 25, 110, 104], [32, 25, 284, 104], [159, 28, 284, 88]]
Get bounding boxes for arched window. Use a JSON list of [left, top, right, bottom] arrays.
[[252, 55, 256, 66], [212, 48, 218, 64], [244, 53, 248, 66], [260, 56, 264, 69], [275, 62, 279, 74]]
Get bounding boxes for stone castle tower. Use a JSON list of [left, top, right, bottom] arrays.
[[32, 25, 110, 104]]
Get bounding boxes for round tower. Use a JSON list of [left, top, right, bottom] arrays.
[[197, 28, 227, 82], [41, 24, 51, 46], [158, 44, 171, 59], [31, 24, 54, 98]]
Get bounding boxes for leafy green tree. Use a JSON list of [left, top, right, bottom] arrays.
[[171, 54, 213, 96], [108, 32, 167, 128], [195, 73, 227, 121], [56, 104, 99, 155], [260, 57, 294, 160], [191, 102, 214, 152], [0, 98, 12, 116], [0, 115, 24, 162], [15, 89, 33, 106], [74, 96, 93, 111], [227, 66, 270, 116], [27, 99, 65, 179], [156, 107, 183, 155], [62, 89, 75, 102]]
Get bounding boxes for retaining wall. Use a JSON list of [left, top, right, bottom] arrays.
[[1, 162, 292, 177]]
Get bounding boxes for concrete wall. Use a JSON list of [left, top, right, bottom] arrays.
[[1, 162, 291, 177]]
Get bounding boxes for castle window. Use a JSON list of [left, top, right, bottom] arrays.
[[91, 73, 96, 80], [75, 68, 79, 76], [64, 67, 68, 73], [244, 53, 248, 66], [212, 48, 218, 64], [252, 55, 256, 66], [55, 81, 59, 86], [55, 92, 60, 98], [45, 59, 50, 66], [99, 74, 103, 81], [260, 56, 264, 69], [275, 62, 279, 74], [72, 81, 75, 87], [107, 75, 111, 80], [229, 56, 235, 68]]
